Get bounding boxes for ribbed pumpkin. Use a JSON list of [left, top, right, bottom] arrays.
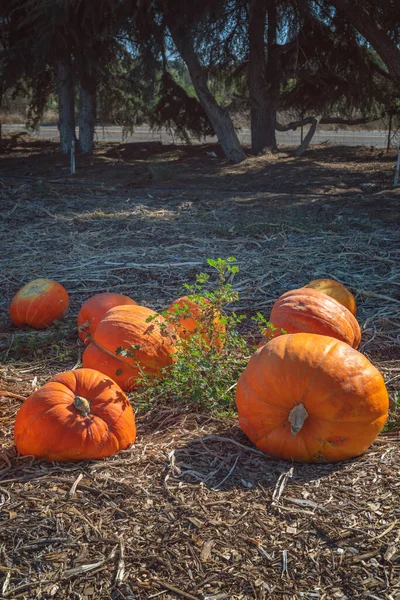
[[14, 368, 136, 462], [83, 305, 177, 391], [304, 278, 357, 316], [166, 296, 226, 349], [262, 288, 361, 349], [77, 292, 137, 343], [236, 333, 388, 463], [82, 342, 140, 391], [10, 278, 69, 329]]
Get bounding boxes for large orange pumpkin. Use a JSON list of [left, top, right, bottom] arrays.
[[166, 296, 226, 349], [14, 368, 136, 462], [77, 292, 137, 343], [83, 305, 177, 391], [304, 278, 357, 316], [10, 278, 69, 329], [236, 333, 388, 463], [262, 288, 361, 349]]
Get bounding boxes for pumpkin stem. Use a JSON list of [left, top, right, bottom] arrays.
[[78, 320, 90, 332], [288, 403, 308, 436], [74, 396, 91, 416]]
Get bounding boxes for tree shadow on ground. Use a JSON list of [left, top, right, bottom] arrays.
[[1, 136, 398, 196], [103, 142, 398, 194]]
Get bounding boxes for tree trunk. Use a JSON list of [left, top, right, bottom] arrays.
[[265, 1, 280, 150], [251, 100, 277, 154], [79, 80, 96, 154], [166, 24, 245, 163], [248, 0, 269, 154], [293, 117, 319, 156], [56, 60, 75, 154], [387, 113, 392, 153], [331, 0, 400, 85], [248, 0, 279, 154]]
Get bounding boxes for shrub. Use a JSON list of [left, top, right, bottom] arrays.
[[122, 258, 250, 415]]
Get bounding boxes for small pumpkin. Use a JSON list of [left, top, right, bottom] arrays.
[[261, 287, 360, 349], [166, 296, 226, 349], [10, 278, 69, 329], [83, 304, 177, 391], [236, 333, 389, 463], [77, 292, 137, 343], [82, 342, 139, 391], [304, 278, 357, 315], [14, 368, 136, 462]]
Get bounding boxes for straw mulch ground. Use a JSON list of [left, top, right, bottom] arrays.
[[0, 139, 399, 599]]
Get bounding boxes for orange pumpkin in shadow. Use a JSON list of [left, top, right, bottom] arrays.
[[14, 368, 136, 462]]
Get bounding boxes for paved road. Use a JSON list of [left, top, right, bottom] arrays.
[[3, 123, 395, 148]]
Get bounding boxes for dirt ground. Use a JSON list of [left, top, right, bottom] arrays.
[[0, 137, 399, 599]]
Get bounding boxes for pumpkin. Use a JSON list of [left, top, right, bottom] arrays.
[[10, 278, 69, 329], [82, 342, 140, 391], [236, 333, 388, 463], [77, 292, 137, 343], [304, 278, 357, 315], [262, 287, 361, 349], [166, 296, 226, 349], [83, 304, 177, 391], [14, 368, 136, 462]]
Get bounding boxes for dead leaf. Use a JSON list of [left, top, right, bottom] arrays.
[[200, 540, 214, 562]]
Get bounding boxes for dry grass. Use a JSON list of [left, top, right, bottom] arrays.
[[0, 141, 399, 599], [0, 110, 59, 126]]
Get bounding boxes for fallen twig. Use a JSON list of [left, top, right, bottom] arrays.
[[0, 391, 26, 402]]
